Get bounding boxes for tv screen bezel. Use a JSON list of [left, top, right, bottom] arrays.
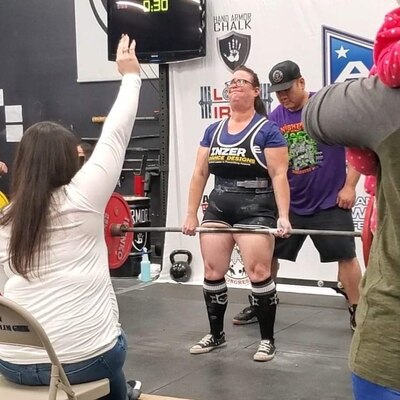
[[107, 0, 206, 64]]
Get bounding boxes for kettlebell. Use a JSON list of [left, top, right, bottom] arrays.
[[169, 249, 192, 282]]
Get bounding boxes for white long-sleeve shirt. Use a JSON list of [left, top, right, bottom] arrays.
[[0, 73, 141, 364]]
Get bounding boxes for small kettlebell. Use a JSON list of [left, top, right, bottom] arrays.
[[169, 249, 192, 282]]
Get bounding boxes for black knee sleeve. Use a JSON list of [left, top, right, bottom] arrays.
[[203, 278, 228, 338]]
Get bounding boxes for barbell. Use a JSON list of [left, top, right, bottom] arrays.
[[0, 191, 369, 270], [110, 224, 361, 237], [104, 193, 366, 270]]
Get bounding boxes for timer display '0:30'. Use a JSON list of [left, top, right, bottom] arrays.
[[143, 0, 168, 12]]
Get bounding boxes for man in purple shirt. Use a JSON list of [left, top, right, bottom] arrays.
[[233, 60, 362, 331]]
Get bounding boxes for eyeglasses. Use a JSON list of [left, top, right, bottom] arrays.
[[225, 78, 254, 88]]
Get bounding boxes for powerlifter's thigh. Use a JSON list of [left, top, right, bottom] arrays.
[[201, 190, 236, 279], [232, 192, 277, 279], [202, 190, 277, 278], [199, 228, 234, 280], [307, 206, 356, 262]]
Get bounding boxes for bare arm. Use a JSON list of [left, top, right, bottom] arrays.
[[183, 146, 210, 235], [345, 164, 361, 188], [337, 163, 360, 209], [265, 146, 291, 233]]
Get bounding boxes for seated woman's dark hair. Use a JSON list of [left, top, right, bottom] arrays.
[[0, 121, 80, 278]]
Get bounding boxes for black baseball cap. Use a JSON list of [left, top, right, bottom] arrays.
[[268, 60, 301, 92]]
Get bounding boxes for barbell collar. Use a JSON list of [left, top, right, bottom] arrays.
[[111, 224, 361, 237]]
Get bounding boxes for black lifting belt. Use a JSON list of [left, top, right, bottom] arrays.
[[214, 176, 272, 194]]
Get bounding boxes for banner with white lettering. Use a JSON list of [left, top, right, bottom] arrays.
[[159, 0, 393, 293]]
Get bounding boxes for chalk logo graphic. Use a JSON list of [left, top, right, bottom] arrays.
[[217, 32, 251, 72]]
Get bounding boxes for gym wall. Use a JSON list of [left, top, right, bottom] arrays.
[[0, 0, 160, 199]]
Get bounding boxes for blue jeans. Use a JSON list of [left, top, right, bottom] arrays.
[[352, 373, 400, 400], [0, 333, 130, 400]]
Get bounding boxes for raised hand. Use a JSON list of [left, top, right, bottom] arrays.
[[116, 34, 140, 76]]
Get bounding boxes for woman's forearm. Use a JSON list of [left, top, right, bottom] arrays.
[[187, 174, 208, 215], [271, 173, 290, 219]]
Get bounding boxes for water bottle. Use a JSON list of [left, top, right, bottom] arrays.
[[140, 247, 151, 282]]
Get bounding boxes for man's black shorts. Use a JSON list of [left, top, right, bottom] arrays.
[[274, 206, 356, 262]]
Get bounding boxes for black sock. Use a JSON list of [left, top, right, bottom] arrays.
[[251, 277, 278, 342], [203, 278, 228, 338]]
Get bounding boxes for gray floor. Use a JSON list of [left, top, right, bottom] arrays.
[[113, 278, 354, 400]]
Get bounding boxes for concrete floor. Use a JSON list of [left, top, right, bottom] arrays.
[[113, 279, 353, 400]]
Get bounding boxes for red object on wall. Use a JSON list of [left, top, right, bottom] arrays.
[[133, 175, 145, 197]]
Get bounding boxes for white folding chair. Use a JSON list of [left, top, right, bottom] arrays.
[[0, 296, 110, 400]]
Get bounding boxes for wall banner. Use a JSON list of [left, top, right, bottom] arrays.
[[159, 0, 393, 293]]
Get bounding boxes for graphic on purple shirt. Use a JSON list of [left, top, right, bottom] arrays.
[[269, 99, 346, 215]]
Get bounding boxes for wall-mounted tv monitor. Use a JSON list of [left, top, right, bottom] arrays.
[[107, 0, 206, 64]]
